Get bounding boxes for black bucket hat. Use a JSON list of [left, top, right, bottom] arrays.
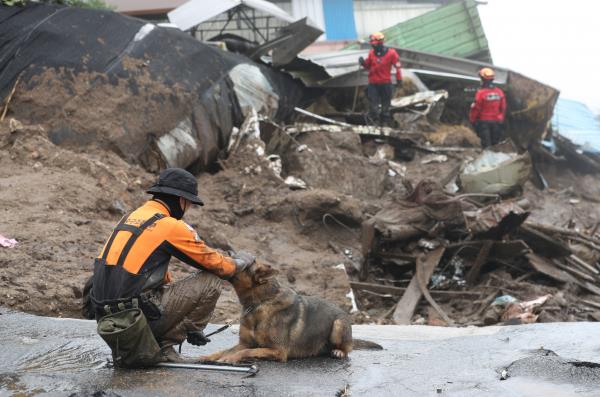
[[146, 168, 204, 206]]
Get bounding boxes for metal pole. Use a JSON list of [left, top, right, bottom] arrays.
[[155, 362, 259, 374], [294, 107, 352, 127]]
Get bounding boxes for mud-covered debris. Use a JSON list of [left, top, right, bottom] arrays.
[[0, 234, 17, 248], [459, 149, 532, 195]]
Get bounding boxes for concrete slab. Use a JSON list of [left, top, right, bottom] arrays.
[[1, 308, 599, 396]]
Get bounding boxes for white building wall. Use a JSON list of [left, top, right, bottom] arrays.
[[290, 0, 326, 40], [353, 1, 439, 38]]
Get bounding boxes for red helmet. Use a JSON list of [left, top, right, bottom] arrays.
[[479, 67, 495, 81], [369, 31, 385, 45]]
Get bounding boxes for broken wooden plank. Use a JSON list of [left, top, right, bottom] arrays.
[[569, 254, 599, 275], [349, 281, 481, 298], [518, 225, 571, 257], [554, 260, 597, 283], [466, 240, 493, 285], [581, 299, 600, 310], [525, 221, 600, 244], [577, 280, 600, 297], [415, 248, 453, 325], [526, 253, 576, 284], [392, 246, 444, 325], [359, 220, 376, 281], [567, 235, 600, 252], [528, 254, 600, 296]]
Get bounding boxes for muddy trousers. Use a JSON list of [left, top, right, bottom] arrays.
[[146, 271, 222, 348], [367, 83, 393, 125], [474, 121, 504, 148]]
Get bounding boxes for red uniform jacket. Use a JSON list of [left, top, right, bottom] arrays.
[[362, 48, 402, 84], [469, 86, 506, 123]]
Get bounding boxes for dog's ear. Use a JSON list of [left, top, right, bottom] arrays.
[[253, 262, 277, 284]]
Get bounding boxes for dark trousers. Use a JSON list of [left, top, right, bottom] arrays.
[[146, 271, 222, 347], [367, 83, 393, 124], [475, 121, 504, 148]]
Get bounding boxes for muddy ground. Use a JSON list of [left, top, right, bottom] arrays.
[[1, 117, 600, 325]]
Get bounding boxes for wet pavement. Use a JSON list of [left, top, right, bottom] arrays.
[[1, 307, 600, 396]]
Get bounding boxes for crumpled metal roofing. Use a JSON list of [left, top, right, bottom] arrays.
[[346, 0, 491, 62]]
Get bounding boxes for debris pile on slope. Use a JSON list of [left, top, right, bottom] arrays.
[[353, 142, 600, 326]]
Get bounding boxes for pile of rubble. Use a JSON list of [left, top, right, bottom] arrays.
[[353, 142, 600, 326]]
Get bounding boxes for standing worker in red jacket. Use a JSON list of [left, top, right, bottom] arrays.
[[359, 32, 402, 126], [469, 67, 507, 147]]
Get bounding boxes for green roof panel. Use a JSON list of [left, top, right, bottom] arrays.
[[347, 0, 491, 62]]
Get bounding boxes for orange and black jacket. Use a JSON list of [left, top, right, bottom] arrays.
[[91, 200, 236, 307]]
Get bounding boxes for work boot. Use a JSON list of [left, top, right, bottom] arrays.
[[159, 345, 191, 363]]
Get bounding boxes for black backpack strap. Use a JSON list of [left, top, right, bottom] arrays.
[[101, 213, 132, 262], [115, 213, 165, 268]]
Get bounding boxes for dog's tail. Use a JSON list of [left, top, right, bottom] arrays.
[[352, 339, 383, 350]]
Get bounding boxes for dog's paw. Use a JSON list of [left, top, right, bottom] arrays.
[[217, 354, 242, 364], [200, 353, 223, 362], [331, 349, 348, 359]]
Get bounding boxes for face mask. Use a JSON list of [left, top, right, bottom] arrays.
[[153, 194, 185, 219], [373, 44, 384, 54]]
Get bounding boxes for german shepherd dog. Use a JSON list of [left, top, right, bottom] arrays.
[[202, 261, 381, 363]]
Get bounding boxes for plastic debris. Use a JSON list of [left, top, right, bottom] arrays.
[[492, 295, 518, 306], [421, 154, 448, 164], [0, 234, 18, 248], [284, 176, 307, 190]]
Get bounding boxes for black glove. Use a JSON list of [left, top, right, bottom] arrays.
[[187, 330, 211, 346], [358, 56, 365, 66], [397, 79, 403, 87], [232, 250, 256, 273]]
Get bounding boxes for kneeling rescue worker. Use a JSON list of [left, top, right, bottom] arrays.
[[469, 67, 506, 147], [89, 167, 255, 366], [358, 31, 402, 126]]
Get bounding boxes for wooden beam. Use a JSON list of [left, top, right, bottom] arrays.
[[392, 247, 444, 325], [416, 248, 453, 325]]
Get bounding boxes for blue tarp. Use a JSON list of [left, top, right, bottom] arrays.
[[552, 98, 600, 154]]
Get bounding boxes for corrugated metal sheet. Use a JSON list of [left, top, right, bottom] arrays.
[[348, 0, 491, 62], [322, 0, 357, 40], [552, 98, 600, 153]]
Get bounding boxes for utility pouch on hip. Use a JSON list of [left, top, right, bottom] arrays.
[[97, 303, 162, 368]]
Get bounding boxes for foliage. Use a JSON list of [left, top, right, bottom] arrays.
[[2, 0, 26, 5], [1, 0, 116, 10]]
